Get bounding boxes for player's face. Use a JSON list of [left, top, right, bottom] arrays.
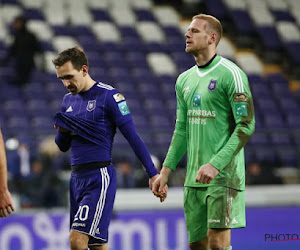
[[185, 18, 211, 55], [56, 61, 85, 95]]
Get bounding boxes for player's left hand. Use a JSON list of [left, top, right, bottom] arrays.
[[195, 163, 219, 184]]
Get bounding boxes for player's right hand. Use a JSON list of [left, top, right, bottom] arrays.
[[196, 163, 219, 184], [152, 174, 168, 202]]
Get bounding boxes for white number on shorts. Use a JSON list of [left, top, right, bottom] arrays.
[[74, 205, 89, 221]]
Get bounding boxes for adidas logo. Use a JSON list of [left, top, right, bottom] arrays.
[[96, 228, 100, 234], [231, 218, 238, 225], [66, 106, 73, 112], [183, 87, 190, 93]]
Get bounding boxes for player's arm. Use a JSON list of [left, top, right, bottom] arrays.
[[106, 90, 158, 178], [0, 128, 14, 217], [119, 121, 168, 200], [209, 70, 255, 171], [153, 80, 187, 199], [54, 130, 72, 152], [119, 121, 158, 178], [162, 79, 187, 172], [54, 97, 72, 152]]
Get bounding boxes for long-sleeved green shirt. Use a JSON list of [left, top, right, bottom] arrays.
[[163, 55, 255, 190]]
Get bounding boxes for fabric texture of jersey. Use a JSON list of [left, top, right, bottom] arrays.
[[163, 55, 255, 190]]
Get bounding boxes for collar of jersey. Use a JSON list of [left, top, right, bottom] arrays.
[[195, 55, 223, 77], [79, 82, 98, 95]]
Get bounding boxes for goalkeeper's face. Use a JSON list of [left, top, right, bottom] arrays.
[[56, 61, 87, 95], [185, 18, 212, 55]]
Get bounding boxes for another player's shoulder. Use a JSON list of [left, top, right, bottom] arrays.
[[219, 57, 247, 78]]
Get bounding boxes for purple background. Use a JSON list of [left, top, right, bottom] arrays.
[[0, 207, 299, 250]]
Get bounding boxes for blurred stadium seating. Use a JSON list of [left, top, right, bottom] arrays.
[[0, 0, 299, 180]]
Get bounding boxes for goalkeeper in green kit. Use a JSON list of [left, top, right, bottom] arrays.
[[152, 14, 255, 250]]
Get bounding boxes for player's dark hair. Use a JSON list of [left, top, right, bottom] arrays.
[[52, 45, 88, 70], [192, 14, 223, 46]]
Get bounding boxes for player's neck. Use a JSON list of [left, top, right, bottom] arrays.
[[81, 76, 96, 92], [194, 49, 216, 67]]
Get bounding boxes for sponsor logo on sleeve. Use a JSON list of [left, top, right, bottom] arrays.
[[118, 101, 130, 115], [235, 103, 248, 116], [113, 93, 125, 102], [234, 93, 248, 102]]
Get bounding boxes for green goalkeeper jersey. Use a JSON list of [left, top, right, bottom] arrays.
[[163, 55, 255, 190]]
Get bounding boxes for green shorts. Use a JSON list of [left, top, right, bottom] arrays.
[[184, 186, 245, 243]]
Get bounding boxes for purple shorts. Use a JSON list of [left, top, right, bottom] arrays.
[[69, 164, 116, 246]]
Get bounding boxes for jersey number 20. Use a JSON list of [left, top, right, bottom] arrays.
[[74, 205, 89, 221]]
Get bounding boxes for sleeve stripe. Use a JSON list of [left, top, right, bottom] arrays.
[[221, 60, 244, 93], [96, 82, 114, 90]]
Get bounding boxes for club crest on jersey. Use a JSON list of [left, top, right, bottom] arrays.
[[208, 79, 217, 92], [86, 100, 96, 111]]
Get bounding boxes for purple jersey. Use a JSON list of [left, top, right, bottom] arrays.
[[57, 82, 132, 165]]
